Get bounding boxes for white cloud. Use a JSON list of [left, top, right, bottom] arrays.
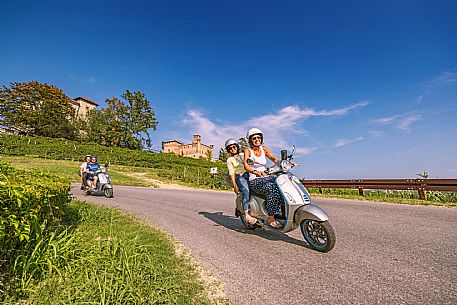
[[426, 70, 457, 86], [373, 115, 399, 125], [293, 146, 318, 157], [397, 115, 422, 131], [182, 101, 369, 154], [335, 136, 364, 148], [415, 91, 431, 104], [367, 130, 385, 138], [373, 113, 422, 132]]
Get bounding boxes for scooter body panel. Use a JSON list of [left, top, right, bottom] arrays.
[[294, 204, 329, 225], [237, 173, 314, 233], [85, 171, 113, 197]]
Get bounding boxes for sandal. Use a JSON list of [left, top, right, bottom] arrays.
[[245, 214, 258, 225], [269, 220, 283, 229]]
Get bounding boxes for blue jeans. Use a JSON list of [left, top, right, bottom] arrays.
[[236, 172, 250, 212]]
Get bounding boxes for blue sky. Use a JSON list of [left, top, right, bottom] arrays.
[[1, 0, 456, 179]]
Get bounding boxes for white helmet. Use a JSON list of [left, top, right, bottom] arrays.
[[247, 127, 263, 145], [224, 138, 239, 151]]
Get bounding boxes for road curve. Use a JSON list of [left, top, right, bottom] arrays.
[[72, 186, 457, 305]]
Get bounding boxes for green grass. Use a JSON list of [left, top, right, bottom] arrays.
[[3, 200, 227, 304], [0, 155, 222, 190], [2, 155, 455, 207], [308, 188, 457, 207], [0, 134, 228, 189]]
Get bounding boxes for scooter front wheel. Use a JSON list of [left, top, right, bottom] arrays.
[[300, 220, 336, 253], [104, 188, 114, 198]]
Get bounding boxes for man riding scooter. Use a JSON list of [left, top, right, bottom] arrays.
[[85, 156, 101, 191]]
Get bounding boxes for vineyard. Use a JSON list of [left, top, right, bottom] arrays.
[[0, 134, 229, 189]]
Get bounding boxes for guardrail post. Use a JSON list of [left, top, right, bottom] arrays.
[[418, 188, 426, 200], [358, 187, 364, 196], [417, 179, 426, 200]]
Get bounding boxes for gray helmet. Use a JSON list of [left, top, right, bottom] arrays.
[[224, 138, 239, 151], [247, 127, 263, 145]]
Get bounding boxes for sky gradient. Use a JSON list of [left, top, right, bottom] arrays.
[[1, 0, 456, 179]]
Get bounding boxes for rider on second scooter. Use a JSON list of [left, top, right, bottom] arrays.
[[85, 156, 101, 191], [79, 154, 92, 190]]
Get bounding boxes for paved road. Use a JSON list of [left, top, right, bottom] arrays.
[[72, 186, 457, 305]]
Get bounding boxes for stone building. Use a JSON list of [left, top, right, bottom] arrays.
[[70, 96, 99, 118], [0, 96, 99, 135], [162, 135, 214, 159]]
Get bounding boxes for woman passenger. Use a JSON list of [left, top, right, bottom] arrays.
[[244, 128, 283, 228], [225, 138, 257, 225]]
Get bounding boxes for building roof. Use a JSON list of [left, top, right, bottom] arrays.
[[74, 96, 99, 106], [69, 99, 80, 106], [162, 140, 183, 145]]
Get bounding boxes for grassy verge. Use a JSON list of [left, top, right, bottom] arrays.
[[308, 188, 457, 207], [3, 200, 227, 304], [0, 134, 228, 189], [0, 155, 221, 190], [2, 155, 455, 206]]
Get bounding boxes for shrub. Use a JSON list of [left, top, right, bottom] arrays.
[[0, 161, 71, 293]]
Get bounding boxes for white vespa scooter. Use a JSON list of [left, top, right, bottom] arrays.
[[235, 147, 336, 252], [84, 164, 114, 198]]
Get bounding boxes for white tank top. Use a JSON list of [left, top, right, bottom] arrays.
[[248, 146, 267, 181]]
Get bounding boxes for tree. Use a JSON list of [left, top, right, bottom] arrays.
[[238, 137, 248, 151], [0, 81, 80, 139], [218, 147, 228, 162], [417, 171, 429, 179], [86, 90, 158, 149]]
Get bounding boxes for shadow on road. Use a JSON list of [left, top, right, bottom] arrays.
[[199, 211, 312, 249]]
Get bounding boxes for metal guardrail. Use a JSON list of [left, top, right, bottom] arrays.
[[300, 179, 457, 200]]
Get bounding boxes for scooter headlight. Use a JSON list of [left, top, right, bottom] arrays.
[[280, 160, 292, 171]]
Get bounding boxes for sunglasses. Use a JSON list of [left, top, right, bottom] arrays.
[[228, 145, 238, 150], [251, 136, 262, 141]]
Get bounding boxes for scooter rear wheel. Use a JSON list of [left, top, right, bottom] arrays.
[[300, 220, 336, 253], [239, 214, 256, 230]]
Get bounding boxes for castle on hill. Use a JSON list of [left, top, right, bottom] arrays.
[[162, 135, 214, 159]]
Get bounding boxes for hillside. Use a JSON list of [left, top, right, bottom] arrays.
[[0, 135, 228, 189]]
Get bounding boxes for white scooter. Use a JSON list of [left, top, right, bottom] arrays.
[[235, 147, 336, 252], [84, 164, 114, 198]]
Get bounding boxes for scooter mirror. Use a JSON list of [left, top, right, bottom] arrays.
[[290, 145, 296, 157], [281, 150, 288, 160]]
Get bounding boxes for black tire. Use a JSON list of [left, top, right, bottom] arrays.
[[300, 220, 336, 253], [104, 188, 114, 198]]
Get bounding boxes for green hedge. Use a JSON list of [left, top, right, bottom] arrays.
[[0, 134, 229, 189], [0, 161, 71, 277]]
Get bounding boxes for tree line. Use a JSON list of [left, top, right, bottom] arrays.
[[0, 81, 158, 150]]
